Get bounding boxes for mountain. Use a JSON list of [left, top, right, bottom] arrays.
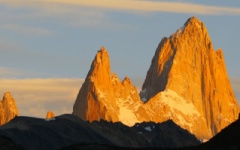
[[0, 92, 18, 125], [73, 46, 142, 125], [46, 111, 55, 119], [0, 114, 200, 150], [72, 17, 239, 140], [63, 116, 240, 150], [140, 16, 239, 138]]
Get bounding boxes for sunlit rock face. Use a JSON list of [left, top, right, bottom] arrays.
[[141, 17, 239, 138], [0, 92, 18, 125], [73, 17, 239, 140], [72, 46, 143, 125], [46, 111, 55, 119]]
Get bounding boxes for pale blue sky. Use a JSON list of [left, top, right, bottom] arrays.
[[0, 0, 239, 117]]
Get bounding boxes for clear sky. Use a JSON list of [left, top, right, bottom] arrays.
[[0, 0, 239, 118]]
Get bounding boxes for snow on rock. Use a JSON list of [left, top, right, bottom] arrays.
[[144, 126, 152, 132], [144, 88, 211, 139], [141, 97, 147, 102], [117, 98, 140, 126], [160, 89, 200, 116]]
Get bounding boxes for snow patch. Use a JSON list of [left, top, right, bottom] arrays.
[[117, 98, 140, 126], [144, 126, 152, 132], [141, 97, 147, 102], [160, 89, 200, 116], [118, 106, 138, 126], [141, 88, 147, 93], [176, 115, 193, 129], [140, 88, 148, 102]]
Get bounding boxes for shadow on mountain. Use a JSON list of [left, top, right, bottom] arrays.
[[0, 114, 199, 150], [0, 136, 24, 150], [196, 116, 240, 150], [0, 114, 239, 150], [62, 116, 240, 150]]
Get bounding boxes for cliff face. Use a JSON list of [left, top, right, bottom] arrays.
[[72, 47, 142, 125], [0, 92, 18, 125], [73, 17, 239, 140], [141, 17, 239, 136]]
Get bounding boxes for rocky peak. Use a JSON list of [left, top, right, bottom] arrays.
[[73, 17, 238, 140], [73, 46, 119, 122], [184, 16, 203, 29], [216, 49, 223, 59], [46, 111, 55, 119], [86, 46, 111, 90], [0, 92, 18, 125], [122, 76, 131, 85], [111, 72, 121, 84], [3, 92, 11, 100], [141, 16, 239, 136]]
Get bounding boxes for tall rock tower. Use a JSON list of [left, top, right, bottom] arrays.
[[73, 46, 142, 125], [140, 17, 239, 136], [0, 92, 19, 125]]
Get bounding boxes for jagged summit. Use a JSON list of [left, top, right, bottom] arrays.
[[176, 16, 204, 33], [184, 16, 203, 27], [73, 46, 140, 124], [87, 45, 111, 85], [141, 16, 216, 102], [140, 16, 238, 136], [0, 92, 18, 125], [73, 17, 239, 140]]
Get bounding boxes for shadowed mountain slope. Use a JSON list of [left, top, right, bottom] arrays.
[[0, 114, 199, 150], [62, 116, 240, 150]]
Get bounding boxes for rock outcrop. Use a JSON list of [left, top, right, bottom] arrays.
[[46, 111, 55, 119], [73, 17, 239, 140], [73, 46, 143, 125], [0, 92, 18, 125]]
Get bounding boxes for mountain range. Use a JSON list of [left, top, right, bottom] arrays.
[[72, 16, 239, 140], [0, 16, 239, 149], [0, 114, 200, 150], [0, 114, 240, 150]]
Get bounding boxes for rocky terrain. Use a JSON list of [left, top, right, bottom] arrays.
[[73, 17, 239, 140]]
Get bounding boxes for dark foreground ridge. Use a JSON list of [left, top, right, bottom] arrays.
[[0, 114, 199, 150], [0, 136, 24, 150], [63, 117, 240, 150]]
